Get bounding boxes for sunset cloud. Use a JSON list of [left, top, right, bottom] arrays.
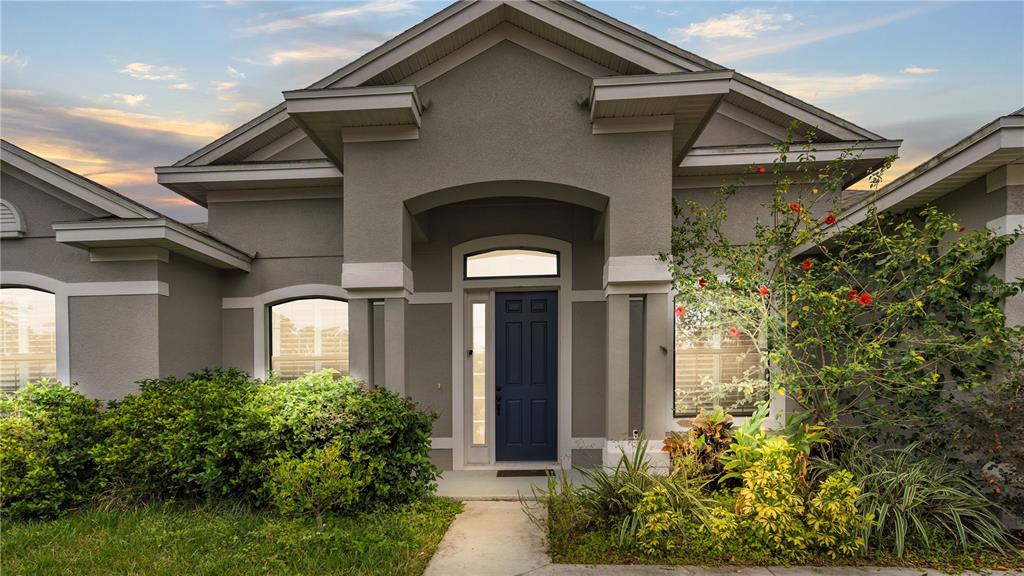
[[119, 62, 182, 81], [673, 8, 795, 40], [745, 72, 912, 101], [269, 45, 365, 66], [64, 107, 230, 139], [901, 65, 939, 75], [226, 65, 246, 79], [169, 83, 194, 90], [239, 0, 414, 35], [106, 93, 146, 107]]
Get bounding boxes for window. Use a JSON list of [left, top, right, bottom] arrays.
[[0, 288, 57, 392], [465, 248, 558, 279], [470, 301, 487, 445], [673, 309, 765, 417], [269, 298, 349, 381]]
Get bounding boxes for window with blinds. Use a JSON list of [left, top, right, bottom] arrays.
[[269, 298, 349, 381], [0, 287, 57, 393], [674, 316, 764, 417]]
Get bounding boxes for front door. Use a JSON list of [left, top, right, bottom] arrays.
[[495, 291, 557, 461]]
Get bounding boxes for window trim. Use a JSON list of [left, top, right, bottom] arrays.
[[671, 309, 767, 419], [463, 246, 560, 280], [267, 296, 351, 380]]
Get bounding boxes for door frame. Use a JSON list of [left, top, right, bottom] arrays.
[[451, 235, 573, 470]]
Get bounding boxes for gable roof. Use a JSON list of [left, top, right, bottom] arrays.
[[168, 0, 889, 174], [1, 139, 252, 270]]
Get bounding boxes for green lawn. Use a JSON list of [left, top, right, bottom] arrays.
[[1, 498, 462, 576]]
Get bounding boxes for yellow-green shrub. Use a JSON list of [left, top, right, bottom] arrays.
[[634, 484, 683, 558], [806, 470, 868, 558]]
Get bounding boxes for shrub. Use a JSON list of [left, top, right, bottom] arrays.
[[93, 368, 262, 501], [267, 440, 369, 523], [254, 372, 439, 510], [817, 443, 1011, 557], [806, 470, 868, 558], [662, 407, 733, 481], [733, 435, 807, 558], [0, 380, 102, 519]]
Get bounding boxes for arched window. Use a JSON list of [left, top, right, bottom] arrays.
[[269, 298, 349, 381], [0, 287, 57, 392], [464, 248, 558, 279]]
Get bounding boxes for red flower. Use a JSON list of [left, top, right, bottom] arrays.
[[789, 202, 802, 213], [727, 327, 741, 339], [758, 285, 769, 298], [847, 289, 859, 301], [857, 291, 873, 306], [959, 226, 966, 232], [756, 166, 766, 174], [800, 259, 813, 271], [698, 277, 707, 287], [674, 305, 686, 317], [822, 214, 837, 226]]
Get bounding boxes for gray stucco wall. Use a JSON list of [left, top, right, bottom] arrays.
[[69, 294, 160, 399], [157, 254, 223, 378], [342, 40, 672, 266], [572, 301, 606, 438], [405, 302, 452, 437], [222, 308, 254, 373]]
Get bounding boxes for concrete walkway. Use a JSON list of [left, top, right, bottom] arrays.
[[425, 501, 1022, 576]]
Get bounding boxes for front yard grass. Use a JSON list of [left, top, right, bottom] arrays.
[[1, 497, 462, 576]]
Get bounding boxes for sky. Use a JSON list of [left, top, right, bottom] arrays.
[[1, 0, 1021, 222]]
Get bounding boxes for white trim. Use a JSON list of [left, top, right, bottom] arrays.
[[570, 437, 606, 450], [0, 198, 26, 238], [341, 262, 413, 293], [283, 85, 422, 126], [66, 281, 169, 297], [403, 21, 616, 86], [679, 140, 900, 170], [431, 437, 454, 450], [341, 125, 420, 143], [220, 283, 351, 379], [0, 271, 71, 385], [89, 246, 169, 263], [988, 215, 1024, 237], [1, 140, 154, 219], [53, 218, 252, 271], [409, 291, 454, 305], [451, 234, 573, 470], [592, 115, 675, 135], [604, 255, 672, 286], [244, 128, 309, 162]]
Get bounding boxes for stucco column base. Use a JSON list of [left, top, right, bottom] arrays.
[[602, 439, 671, 471], [383, 297, 407, 395], [605, 293, 630, 442], [348, 298, 374, 384]]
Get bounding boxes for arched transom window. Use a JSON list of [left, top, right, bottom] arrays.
[[464, 248, 559, 279], [269, 298, 349, 380], [0, 287, 57, 392]]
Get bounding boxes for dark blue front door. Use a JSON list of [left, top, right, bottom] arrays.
[[495, 291, 558, 461]]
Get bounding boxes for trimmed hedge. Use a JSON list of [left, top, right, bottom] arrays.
[[1, 369, 438, 519]]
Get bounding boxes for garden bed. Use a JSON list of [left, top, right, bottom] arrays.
[[1, 498, 462, 576]]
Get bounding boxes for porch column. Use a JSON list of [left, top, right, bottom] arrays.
[[605, 293, 631, 441], [383, 297, 407, 394], [643, 291, 673, 442], [348, 298, 374, 384]]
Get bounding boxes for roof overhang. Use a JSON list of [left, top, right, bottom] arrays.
[[589, 71, 733, 162], [2, 140, 156, 219], [53, 218, 253, 271], [155, 160, 343, 206], [283, 85, 422, 167], [795, 112, 1024, 255], [677, 140, 902, 186]]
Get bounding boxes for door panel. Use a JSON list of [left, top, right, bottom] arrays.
[[496, 291, 557, 461]]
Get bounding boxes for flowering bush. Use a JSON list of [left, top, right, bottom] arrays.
[[666, 132, 1023, 443]]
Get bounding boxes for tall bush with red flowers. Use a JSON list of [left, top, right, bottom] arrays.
[[664, 130, 1023, 457]]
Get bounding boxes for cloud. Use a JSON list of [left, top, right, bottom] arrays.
[[700, 6, 933, 62], [673, 8, 795, 40], [226, 65, 246, 79], [2, 88, 41, 98], [63, 107, 230, 139], [209, 80, 262, 115], [269, 45, 365, 66], [901, 65, 939, 75], [169, 83, 194, 90], [106, 93, 146, 107], [1, 51, 29, 70], [119, 62, 182, 81], [239, 0, 415, 35], [746, 72, 912, 102]]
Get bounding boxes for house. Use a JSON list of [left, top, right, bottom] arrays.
[[1, 0, 903, 470]]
